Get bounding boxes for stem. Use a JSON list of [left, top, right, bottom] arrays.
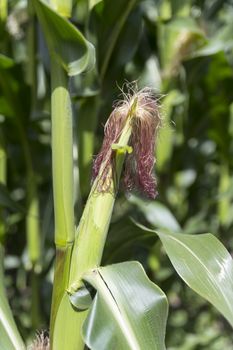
[[50, 58, 75, 338], [51, 59, 75, 247], [27, 0, 37, 111]]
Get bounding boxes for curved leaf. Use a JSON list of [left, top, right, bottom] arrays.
[[53, 292, 88, 350], [137, 223, 233, 327], [83, 261, 168, 350], [33, 0, 95, 76], [157, 231, 233, 327]]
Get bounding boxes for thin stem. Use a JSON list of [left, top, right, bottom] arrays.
[[0, 129, 6, 244], [27, 0, 37, 111]]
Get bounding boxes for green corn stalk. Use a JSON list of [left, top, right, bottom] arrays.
[[49, 58, 75, 338]]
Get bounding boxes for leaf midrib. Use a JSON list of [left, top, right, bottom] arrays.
[[97, 270, 141, 350]]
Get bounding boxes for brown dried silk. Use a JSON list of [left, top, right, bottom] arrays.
[[93, 88, 161, 198]]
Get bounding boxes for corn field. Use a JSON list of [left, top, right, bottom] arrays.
[[0, 0, 233, 349]]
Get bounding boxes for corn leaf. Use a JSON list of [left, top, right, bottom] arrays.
[[82, 261, 168, 350], [89, 0, 141, 80], [137, 223, 233, 327], [33, 0, 95, 76]]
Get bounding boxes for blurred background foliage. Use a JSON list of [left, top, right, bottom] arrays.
[[0, 0, 233, 348]]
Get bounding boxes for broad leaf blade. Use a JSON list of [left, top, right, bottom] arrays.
[[146, 227, 233, 327], [83, 261, 168, 350], [33, 0, 95, 76]]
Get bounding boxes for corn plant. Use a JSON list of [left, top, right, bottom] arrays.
[[1, 1, 233, 350]]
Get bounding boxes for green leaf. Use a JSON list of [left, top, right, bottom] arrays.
[[0, 246, 25, 350], [69, 285, 93, 311], [33, 0, 95, 76], [89, 0, 141, 80], [129, 195, 181, 232], [83, 261, 168, 350], [138, 224, 233, 327], [53, 292, 88, 350]]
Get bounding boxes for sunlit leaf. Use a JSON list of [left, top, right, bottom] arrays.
[[83, 261, 168, 350], [158, 231, 233, 327], [33, 0, 95, 76], [136, 223, 233, 328]]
